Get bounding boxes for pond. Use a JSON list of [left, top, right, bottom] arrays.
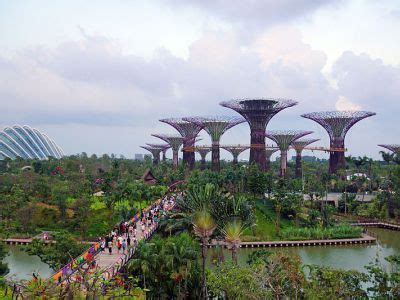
[[2, 246, 54, 281], [2, 228, 399, 282], [208, 227, 400, 272]]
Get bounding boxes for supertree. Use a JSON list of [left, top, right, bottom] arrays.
[[195, 146, 212, 170], [159, 118, 203, 169], [152, 134, 184, 168], [378, 144, 400, 155], [302, 111, 376, 174], [221, 145, 250, 165], [220, 98, 297, 170], [140, 145, 163, 165], [291, 138, 319, 178], [146, 143, 170, 162], [266, 130, 312, 177], [265, 148, 279, 170], [184, 116, 245, 172]]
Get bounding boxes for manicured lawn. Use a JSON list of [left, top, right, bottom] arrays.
[[243, 200, 294, 241]]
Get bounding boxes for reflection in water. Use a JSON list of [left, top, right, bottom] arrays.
[[2, 228, 399, 281], [3, 246, 53, 281], [210, 228, 400, 272]]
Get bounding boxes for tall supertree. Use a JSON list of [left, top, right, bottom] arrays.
[[146, 143, 170, 162], [378, 144, 400, 155], [220, 99, 297, 170], [291, 138, 319, 178], [265, 148, 279, 171], [266, 130, 312, 177], [221, 145, 250, 165], [195, 146, 212, 170], [184, 116, 245, 172], [152, 134, 184, 168], [159, 118, 203, 169], [140, 145, 163, 165], [302, 111, 376, 174]]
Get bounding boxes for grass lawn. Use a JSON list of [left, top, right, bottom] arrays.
[[242, 200, 294, 241]]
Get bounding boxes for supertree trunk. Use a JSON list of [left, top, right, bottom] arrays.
[[266, 158, 271, 170], [250, 129, 266, 171], [153, 156, 159, 165], [280, 150, 288, 177], [172, 150, 179, 168], [211, 141, 220, 172], [329, 138, 345, 174], [295, 150, 302, 178], [162, 150, 167, 162], [200, 157, 206, 170], [232, 154, 239, 165]]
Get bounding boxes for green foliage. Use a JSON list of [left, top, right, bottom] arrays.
[[0, 243, 9, 276], [23, 233, 87, 269], [127, 232, 201, 298], [281, 224, 362, 240], [305, 265, 368, 298]]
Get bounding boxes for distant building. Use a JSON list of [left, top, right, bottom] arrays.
[[0, 125, 64, 160], [135, 153, 144, 161]]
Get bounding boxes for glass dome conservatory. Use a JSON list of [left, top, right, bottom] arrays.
[[0, 125, 64, 160]]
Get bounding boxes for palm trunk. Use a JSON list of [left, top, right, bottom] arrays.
[[201, 239, 207, 299]]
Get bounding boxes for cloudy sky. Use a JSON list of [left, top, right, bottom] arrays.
[[1, 0, 399, 161]]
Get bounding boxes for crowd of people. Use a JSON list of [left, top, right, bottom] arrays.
[[98, 195, 176, 256]]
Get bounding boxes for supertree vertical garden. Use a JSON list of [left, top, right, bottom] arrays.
[[302, 111, 376, 174], [152, 134, 184, 168], [221, 145, 250, 165], [146, 143, 170, 162], [159, 118, 203, 169], [195, 146, 212, 170], [140, 145, 163, 165], [378, 144, 400, 155], [184, 116, 245, 172], [266, 130, 312, 177], [220, 99, 297, 170], [291, 138, 319, 178], [265, 148, 279, 171]]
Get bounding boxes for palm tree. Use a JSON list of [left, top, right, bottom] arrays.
[[128, 242, 155, 288], [192, 208, 216, 299], [222, 220, 245, 264]]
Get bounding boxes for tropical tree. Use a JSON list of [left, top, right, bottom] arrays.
[[222, 219, 245, 264], [192, 208, 216, 299]]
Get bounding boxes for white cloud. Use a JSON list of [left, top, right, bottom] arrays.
[[335, 96, 362, 111]]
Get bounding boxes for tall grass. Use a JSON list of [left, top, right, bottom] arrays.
[[281, 224, 362, 240]]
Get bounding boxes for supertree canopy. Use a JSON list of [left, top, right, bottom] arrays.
[[291, 138, 319, 178], [221, 145, 250, 165], [140, 145, 163, 165], [220, 98, 297, 170], [159, 118, 203, 169], [184, 116, 245, 172], [195, 146, 212, 170], [152, 134, 184, 168], [265, 148, 279, 170], [378, 144, 400, 155], [302, 111, 376, 174], [146, 143, 170, 162], [266, 130, 312, 177]]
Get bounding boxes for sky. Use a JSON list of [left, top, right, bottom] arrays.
[[0, 0, 399, 161]]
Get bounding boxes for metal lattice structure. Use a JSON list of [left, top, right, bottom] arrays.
[[266, 130, 312, 177], [195, 146, 212, 170], [221, 145, 250, 165], [265, 148, 279, 170], [184, 116, 245, 172], [302, 111, 376, 174], [140, 146, 163, 165], [220, 98, 297, 170], [159, 118, 203, 170], [291, 138, 319, 178], [152, 134, 184, 168], [378, 144, 400, 155], [146, 143, 171, 162]]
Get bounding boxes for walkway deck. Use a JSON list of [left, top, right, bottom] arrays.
[[351, 222, 400, 230], [207, 234, 376, 248]]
